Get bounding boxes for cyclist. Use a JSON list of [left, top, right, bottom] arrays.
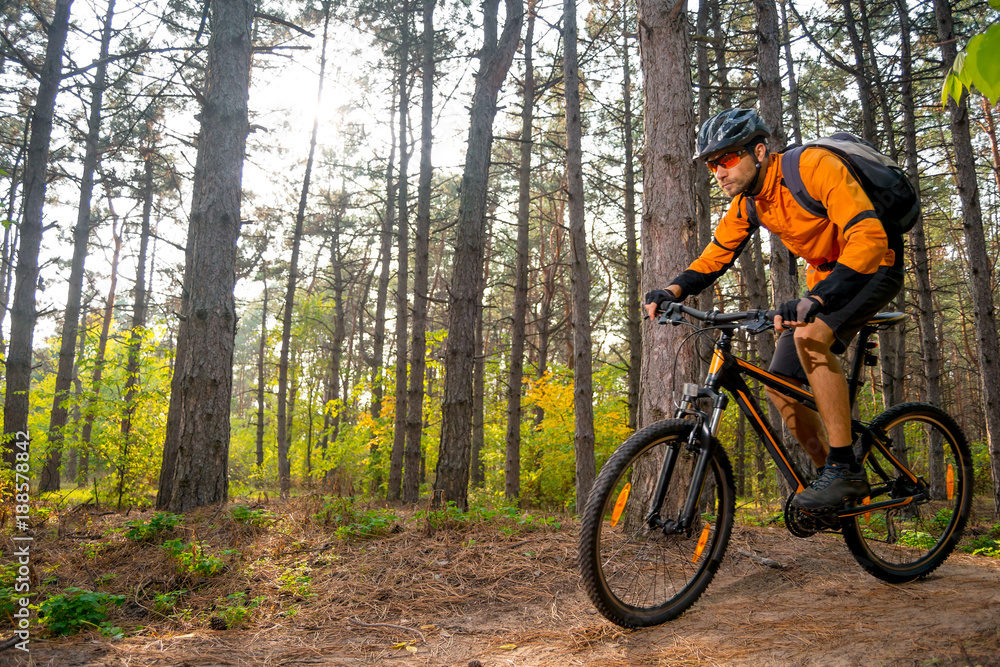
[[643, 107, 905, 512]]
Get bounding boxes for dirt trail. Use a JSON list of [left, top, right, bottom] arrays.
[[7, 519, 1000, 667]]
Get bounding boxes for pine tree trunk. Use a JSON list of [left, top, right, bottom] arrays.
[[403, 0, 435, 504], [636, 0, 698, 424], [79, 213, 121, 463], [779, 0, 802, 145], [372, 103, 397, 422], [435, 0, 523, 510], [256, 275, 268, 475], [42, 0, 116, 492], [0, 119, 28, 376], [708, 0, 730, 109], [387, 4, 412, 501], [471, 215, 494, 488], [934, 0, 1000, 515], [369, 95, 398, 494], [505, 0, 536, 500], [277, 7, 331, 498], [3, 0, 73, 469], [564, 0, 595, 505], [841, 0, 876, 145], [117, 140, 153, 509], [896, 0, 943, 493], [693, 0, 714, 378], [157, 0, 253, 511], [621, 4, 640, 432]]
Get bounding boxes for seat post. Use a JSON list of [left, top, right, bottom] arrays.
[[847, 325, 877, 408]]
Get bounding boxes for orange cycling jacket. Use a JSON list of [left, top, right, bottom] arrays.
[[672, 148, 900, 313]]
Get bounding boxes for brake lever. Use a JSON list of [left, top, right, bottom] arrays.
[[656, 302, 685, 326], [743, 311, 774, 335]]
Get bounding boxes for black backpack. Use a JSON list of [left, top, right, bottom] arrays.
[[750, 133, 920, 237]]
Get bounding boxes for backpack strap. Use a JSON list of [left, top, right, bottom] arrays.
[[780, 146, 828, 219], [743, 194, 797, 276]]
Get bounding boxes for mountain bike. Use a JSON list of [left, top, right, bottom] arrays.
[[578, 302, 973, 628]]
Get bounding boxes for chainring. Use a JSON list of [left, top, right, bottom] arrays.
[[783, 493, 841, 537]]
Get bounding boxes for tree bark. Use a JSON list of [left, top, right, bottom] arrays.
[[778, 0, 802, 145], [841, 0, 877, 145], [387, 2, 412, 501], [621, 3, 640, 432], [693, 0, 714, 377], [117, 138, 153, 509], [636, 0, 698, 425], [564, 0, 595, 505], [256, 273, 268, 475], [934, 0, 1000, 515], [276, 6, 332, 498], [896, 0, 942, 494], [402, 0, 435, 504], [79, 211, 122, 463], [505, 0, 536, 500], [435, 0, 523, 510], [3, 0, 73, 470], [157, 0, 253, 511], [41, 0, 115, 492]]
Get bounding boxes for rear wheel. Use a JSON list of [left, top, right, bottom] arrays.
[[578, 420, 735, 628], [843, 403, 973, 583]]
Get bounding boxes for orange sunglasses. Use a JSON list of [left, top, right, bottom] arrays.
[[706, 147, 748, 173]]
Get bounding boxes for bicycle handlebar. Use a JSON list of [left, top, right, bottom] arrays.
[[656, 301, 777, 332]]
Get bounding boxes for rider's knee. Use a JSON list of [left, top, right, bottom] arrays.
[[792, 321, 835, 352]]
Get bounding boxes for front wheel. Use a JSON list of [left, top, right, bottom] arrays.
[[578, 420, 735, 628], [843, 403, 973, 583]]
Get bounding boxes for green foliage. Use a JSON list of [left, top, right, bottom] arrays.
[[277, 565, 315, 598], [896, 530, 937, 550], [943, 21, 1000, 105], [520, 364, 631, 509], [215, 591, 266, 629], [962, 523, 1000, 558], [121, 513, 183, 542], [411, 500, 564, 536], [36, 588, 125, 637], [152, 589, 187, 614], [0, 564, 18, 621], [229, 506, 277, 528], [313, 496, 399, 539], [161, 539, 237, 576]]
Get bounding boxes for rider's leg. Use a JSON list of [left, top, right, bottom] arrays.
[[765, 386, 828, 467], [766, 331, 829, 467], [791, 319, 854, 453]]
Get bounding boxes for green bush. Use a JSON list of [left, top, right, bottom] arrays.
[[216, 591, 266, 629], [161, 539, 237, 576], [122, 513, 183, 542], [314, 497, 398, 539], [37, 588, 125, 637], [230, 506, 276, 528]]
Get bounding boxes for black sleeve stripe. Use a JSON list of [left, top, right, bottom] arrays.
[[843, 210, 879, 233], [712, 237, 738, 252]]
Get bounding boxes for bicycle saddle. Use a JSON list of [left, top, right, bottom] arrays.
[[866, 312, 906, 328]]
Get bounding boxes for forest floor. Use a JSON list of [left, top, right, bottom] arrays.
[[4, 496, 1000, 667]]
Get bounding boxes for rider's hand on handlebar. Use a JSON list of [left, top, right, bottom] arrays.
[[644, 289, 679, 320], [773, 296, 823, 332]]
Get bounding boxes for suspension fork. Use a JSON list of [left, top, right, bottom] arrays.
[[650, 384, 729, 535]]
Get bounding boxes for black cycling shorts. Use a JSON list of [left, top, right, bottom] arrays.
[[768, 265, 905, 384]]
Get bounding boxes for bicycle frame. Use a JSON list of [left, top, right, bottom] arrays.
[[651, 306, 926, 535]]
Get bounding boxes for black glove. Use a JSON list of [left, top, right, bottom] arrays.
[[644, 289, 679, 316], [776, 296, 822, 325]]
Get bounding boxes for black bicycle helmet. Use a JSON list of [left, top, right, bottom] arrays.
[[694, 108, 771, 160]]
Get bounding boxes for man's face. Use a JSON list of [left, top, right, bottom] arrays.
[[706, 144, 759, 198]]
